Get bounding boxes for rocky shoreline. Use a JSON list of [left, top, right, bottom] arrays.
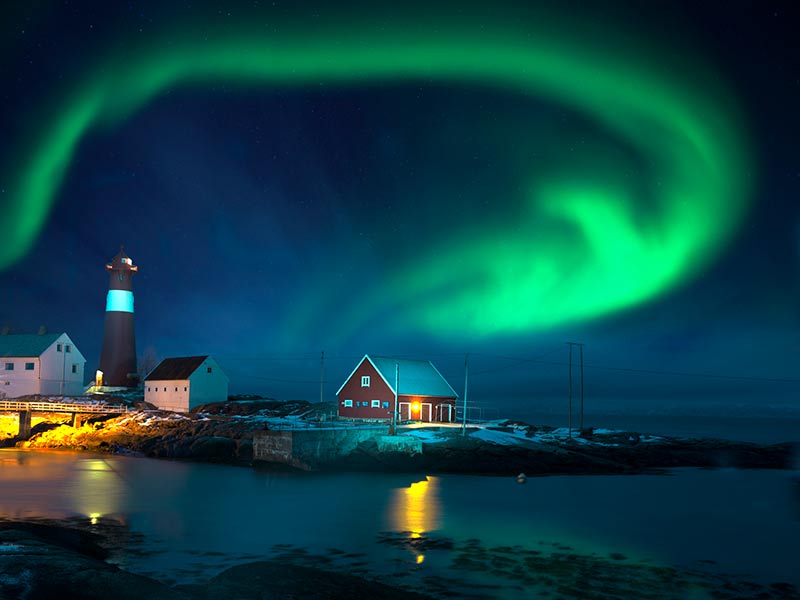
[[1, 400, 796, 475], [322, 433, 797, 475], [3, 517, 799, 600], [0, 521, 434, 600]]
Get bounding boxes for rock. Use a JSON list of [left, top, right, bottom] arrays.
[[178, 560, 434, 600], [236, 438, 254, 462], [0, 528, 183, 600], [189, 436, 236, 461], [0, 523, 434, 600]]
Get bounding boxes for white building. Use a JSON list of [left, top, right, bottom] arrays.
[[0, 332, 86, 398], [144, 355, 228, 412]]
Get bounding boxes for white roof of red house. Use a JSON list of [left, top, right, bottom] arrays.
[[336, 355, 458, 398]]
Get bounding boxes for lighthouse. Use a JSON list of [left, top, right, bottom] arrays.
[[97, 247, 138, 388]]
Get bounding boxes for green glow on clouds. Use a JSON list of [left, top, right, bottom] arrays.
[[1, 10, 750, 337]]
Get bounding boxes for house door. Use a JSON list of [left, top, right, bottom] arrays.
[[398, 402, 411, 421], [421, 403, 432, 422], [440, 403, 453, 422]]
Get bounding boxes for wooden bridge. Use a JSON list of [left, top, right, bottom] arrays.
[[0, 400, 129, 438]]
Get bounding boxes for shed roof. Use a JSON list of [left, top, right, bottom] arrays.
[[145, 356, 208, 381], [337, 355, 458, 398], [0, 333, 62, 358]]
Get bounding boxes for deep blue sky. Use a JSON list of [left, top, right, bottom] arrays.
[[1, 1, 798, 419]]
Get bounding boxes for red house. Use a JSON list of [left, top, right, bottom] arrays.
[[336, 355, 458, 423]]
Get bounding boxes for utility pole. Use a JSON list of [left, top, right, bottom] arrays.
[[567, 343, 572, 439], [580, 344, 585, 432], [319, 351, 324, 405], [567, 342, 585, 437], [61, 340, 67, 396], [461, 353, 469, 436], [390, 362, 399, 436]]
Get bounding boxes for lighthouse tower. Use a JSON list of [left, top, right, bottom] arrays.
[[97, 247, 138, 387]]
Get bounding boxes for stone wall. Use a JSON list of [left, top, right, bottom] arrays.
[[253, 428, 389, 470]]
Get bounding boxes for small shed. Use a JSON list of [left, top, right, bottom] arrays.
[[336, 355, 458, 423], [144, 355, 228, 412]]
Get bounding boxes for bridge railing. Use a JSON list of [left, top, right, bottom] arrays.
[[0, 401, 129, 414]]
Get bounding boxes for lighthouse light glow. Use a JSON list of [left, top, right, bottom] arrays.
[[105, 290, 134, 313]]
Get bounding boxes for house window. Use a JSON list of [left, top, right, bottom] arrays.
[[184, 387, 187, 391], [361, 376, 370, 387], [382, 401, 390, 409], [207, 367, 212, 373], [371, 400, 380, 408], [164, 387, 167, 392], [147, 387, 151, 392], [343, 399, 353, 407], [175, 387, 178, 392], [65, 345, 71, 353], [57, 344, 62, 352], [25, 363, 34, 371], [5, 363, 13, 371], [71, 364, 77, 374]]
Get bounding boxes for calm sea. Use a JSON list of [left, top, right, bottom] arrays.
[[1, 450, 798, 598]]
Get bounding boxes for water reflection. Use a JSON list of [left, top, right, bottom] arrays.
[[70, 458, 125, 523], [0, 450, 126, 524], [388, 476, 441, 564], [2, 451, 798, 590]]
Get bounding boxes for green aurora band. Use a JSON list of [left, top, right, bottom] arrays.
[[1, 13, 750, 337]]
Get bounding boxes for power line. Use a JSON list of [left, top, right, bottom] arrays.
[[216, 354, 359, 361], [575, 362, 800, 384], [225, 348, 800, 387], [469, 347, 563, 376], [225, 372, 322, 384], [466, 350, 799, 384]]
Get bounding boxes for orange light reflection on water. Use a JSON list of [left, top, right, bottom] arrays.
[[0, 450, 125, 524], [389, 476, 441, 564]]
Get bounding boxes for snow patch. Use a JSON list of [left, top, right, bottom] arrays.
[[470, 429, 522, 446], [401, 429, 449, 444]]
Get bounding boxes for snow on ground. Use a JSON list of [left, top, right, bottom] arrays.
[[114, 411, 190, 428], [95, 410, 666, 445], [399, 429, 449, 444], [469, 428, 520, 446], [466, 424, 665, 447]]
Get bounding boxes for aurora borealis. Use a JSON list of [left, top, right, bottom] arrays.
[[1, 3, 750, 332], [1, 1, 798, 413]]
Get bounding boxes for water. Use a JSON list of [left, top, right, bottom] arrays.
[[1, 450, 798, 598]]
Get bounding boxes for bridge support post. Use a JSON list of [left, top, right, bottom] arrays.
[[18, 411, 32, 438], [70, 413, 83, 428]]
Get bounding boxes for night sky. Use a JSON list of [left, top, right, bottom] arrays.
[[1, 1, 798, 420]]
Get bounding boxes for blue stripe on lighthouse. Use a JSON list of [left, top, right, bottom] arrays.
[[106, 290, 134, 313]]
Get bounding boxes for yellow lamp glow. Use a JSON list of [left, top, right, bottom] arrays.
[[412, 401, 420, 412]]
